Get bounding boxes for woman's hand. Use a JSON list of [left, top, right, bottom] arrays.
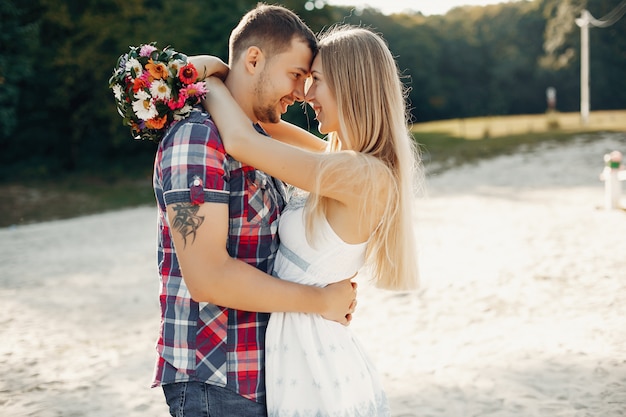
[[187, 55, 229, 80], [203, 76, 226, 93], [321, 278, 358, 326]]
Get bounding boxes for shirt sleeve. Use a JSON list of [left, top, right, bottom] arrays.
[[160, 118, 230, 206]]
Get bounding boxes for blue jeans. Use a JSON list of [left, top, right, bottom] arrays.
[[162, 382, 267, 417]]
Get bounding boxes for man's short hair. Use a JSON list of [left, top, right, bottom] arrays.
[[229, 3, 317, 65]]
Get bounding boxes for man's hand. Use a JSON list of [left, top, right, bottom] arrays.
[[321, 278, 358, 326]]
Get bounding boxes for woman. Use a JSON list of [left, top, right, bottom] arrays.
[[202, 25, 420, 417]]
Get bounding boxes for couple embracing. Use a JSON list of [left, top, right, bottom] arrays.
[[113, 3, 420, 416]]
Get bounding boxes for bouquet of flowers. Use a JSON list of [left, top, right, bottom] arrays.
[[109, 43, 206, 142]]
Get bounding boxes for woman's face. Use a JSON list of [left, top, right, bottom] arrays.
[[305, 55, 339, 135]]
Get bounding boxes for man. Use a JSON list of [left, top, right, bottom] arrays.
[[152, 4, 356, 416]]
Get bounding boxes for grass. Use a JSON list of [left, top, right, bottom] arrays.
[[412, 110, 626, 174], [2, 110, 624, 228], [0, 175, 155, 228], [411, 110, 626, 139], [416, 129, 589, 174]]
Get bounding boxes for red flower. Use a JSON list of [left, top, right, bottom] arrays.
[[132, 77, 147, 93], [179, 64, 198, 84]]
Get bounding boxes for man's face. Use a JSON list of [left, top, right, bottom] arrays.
[[252, 38, 313, 123]]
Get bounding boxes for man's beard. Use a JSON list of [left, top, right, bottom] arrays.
[[252, 70, 280, 124]]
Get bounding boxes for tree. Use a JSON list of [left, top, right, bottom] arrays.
[[0, 1, 39, 138], [2, 0, 624, 181]]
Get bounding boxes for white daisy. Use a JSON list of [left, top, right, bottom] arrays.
[[168, 59, 186, 77], [125, 58, 143, 77], [112, 84, 123, 101], [132, 90, 157, 121], [150, 79, 171, 100]]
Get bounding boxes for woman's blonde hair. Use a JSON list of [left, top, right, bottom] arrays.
[[304, 25, 421, 291]]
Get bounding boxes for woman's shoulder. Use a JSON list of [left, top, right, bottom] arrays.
[[332, 151, 394, 187]]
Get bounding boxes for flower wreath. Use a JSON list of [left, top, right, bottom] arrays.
[[109, 43, 206, 143]]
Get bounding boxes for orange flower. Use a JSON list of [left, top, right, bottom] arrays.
[[145, 115, 168, 130], [146, 59, 168, 80]]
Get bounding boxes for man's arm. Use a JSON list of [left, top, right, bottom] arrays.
[[167, 200, 356, 324]]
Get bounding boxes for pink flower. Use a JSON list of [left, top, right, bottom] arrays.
[[168, 92, 188, 110], [180, 82, 207, 98], [139, 44, 157, 57]]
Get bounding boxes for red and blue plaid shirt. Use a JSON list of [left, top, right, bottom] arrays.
[[152, 108, 286, 403]]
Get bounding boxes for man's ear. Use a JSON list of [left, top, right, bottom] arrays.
[[244, 46, 265, 75]]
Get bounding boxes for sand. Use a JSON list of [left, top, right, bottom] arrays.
[[1, 132, 625, 416]]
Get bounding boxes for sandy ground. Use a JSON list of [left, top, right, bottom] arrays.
[[1, 132, 625, 417]]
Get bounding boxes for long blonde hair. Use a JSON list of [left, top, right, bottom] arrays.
[[304, 26, 421, 291]]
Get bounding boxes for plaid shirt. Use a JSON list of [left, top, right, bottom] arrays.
[[152, 108, 286, 403]]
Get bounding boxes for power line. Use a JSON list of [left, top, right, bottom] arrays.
[[588, 0, 626, 28]]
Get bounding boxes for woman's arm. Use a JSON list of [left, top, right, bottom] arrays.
[[259, 120, 327, 152], [187, 55, 229, 80], [203, 76, 361, 203]]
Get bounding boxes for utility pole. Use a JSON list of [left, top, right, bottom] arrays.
[[575, 2, 626, 127], [575, 10, 590, 126]]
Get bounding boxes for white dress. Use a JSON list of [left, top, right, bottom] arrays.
[[266, 193, 390, 417]]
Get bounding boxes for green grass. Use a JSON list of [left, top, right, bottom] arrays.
[[415, 130, 591, 174], [0, 175, 155, 228]]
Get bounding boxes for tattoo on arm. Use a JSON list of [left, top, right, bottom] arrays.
[[171, 203, 205, 247]]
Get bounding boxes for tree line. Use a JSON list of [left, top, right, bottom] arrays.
[[0, 0, 624, 181]]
